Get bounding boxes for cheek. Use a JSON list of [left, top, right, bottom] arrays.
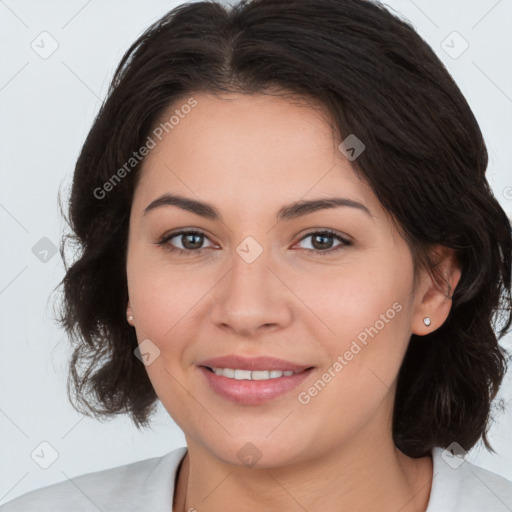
[[292, 251, 413, 349], [126, 256, 203, 426], [127, 247, 210, 339], [292, 255, 414, 415]]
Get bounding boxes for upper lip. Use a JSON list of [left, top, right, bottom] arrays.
[[198, 355, 313, 372]]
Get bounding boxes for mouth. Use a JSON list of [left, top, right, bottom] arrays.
[[203, 367, 302, 380], [197, 355, 314, 405]]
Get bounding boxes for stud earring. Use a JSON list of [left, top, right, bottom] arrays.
[[127, 315, 134, 324], [423, 317, 431, 327]]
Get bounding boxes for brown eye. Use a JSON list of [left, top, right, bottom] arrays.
[[157, 229, 215, 254], [175, 232, 205, 250], [295, 230, 351, 254], [156, 228, 351, 257]]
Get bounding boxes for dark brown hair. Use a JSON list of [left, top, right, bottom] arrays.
[[58, 0, 512, 458]]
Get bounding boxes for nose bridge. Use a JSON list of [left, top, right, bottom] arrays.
[[225, 241, 275, 310], [209, 237, 291, 333]]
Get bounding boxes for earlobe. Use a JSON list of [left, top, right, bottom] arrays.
[[412, 247, 461, 336], [126, 301, 135, 326]]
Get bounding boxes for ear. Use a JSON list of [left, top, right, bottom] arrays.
[[411, 246, 461, 336]]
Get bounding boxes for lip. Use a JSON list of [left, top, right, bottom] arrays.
[[198, 355, 312, 373], [197, 355, 314, 405]]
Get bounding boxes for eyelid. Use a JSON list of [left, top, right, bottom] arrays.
[[292, 228, 352, 255], [156, 228, 217, 252], [296, 228, 352, 244]]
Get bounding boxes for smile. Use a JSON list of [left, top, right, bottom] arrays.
[[207, 367, 297, 380], [199, 365, 314, 405]]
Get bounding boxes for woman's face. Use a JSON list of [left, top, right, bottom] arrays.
[[126, 92, 432, 467]]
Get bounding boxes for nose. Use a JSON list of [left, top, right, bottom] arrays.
[[209, 247, 293, 338]]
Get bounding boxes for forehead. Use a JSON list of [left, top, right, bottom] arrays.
[[133, 92, 379, 216]]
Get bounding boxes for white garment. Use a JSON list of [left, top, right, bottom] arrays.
[[1, 446, 511, 511]]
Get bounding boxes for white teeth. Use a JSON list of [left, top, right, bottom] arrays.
[[209, 367, 298, 380], [234, 369, 252, 380], [252, 370, 270, 380]]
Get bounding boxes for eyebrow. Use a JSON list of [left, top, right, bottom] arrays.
[[143, 193, 373, 221]]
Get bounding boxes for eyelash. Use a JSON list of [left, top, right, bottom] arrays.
[[155, 228, 352, 257]]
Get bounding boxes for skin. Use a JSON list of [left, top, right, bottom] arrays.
[[125, 91, 461, 512]]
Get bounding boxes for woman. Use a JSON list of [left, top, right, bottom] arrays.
[[2, 0, 511, 510]]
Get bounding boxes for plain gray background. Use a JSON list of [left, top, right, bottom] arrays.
[[1, 0, 511, 504]]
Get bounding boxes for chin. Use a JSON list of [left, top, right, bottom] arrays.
[[199, 432, 312, 469]]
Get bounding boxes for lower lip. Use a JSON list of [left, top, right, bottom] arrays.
[[199, 366, 314, 405]]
